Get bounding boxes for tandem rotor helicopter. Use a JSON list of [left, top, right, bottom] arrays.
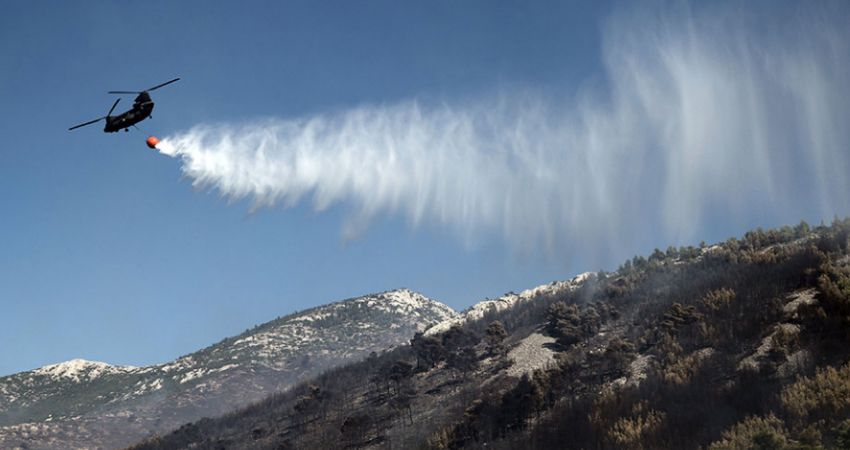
[[69, 78, 180, 141]]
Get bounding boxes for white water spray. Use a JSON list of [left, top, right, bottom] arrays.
[[158, 4, 850, 258]]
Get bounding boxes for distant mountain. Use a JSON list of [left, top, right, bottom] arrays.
[[0, 289, 456, 450]]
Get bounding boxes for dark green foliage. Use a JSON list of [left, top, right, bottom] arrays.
[[484, 321, 508, 357], [546, 301, 594, 348], [504, 372, 546, 424], [794, 426, 824, 450], [622, 257, 633, 274], [601, 337, 637, 376], [815, 263, 850, 323], [660, 302, 702, 334], [680, 245, 701, 261], [442, 324, 480, 352], [650, 247, 666, 262], [548, 302, 582, 346], [580, 306, 601, 335], [780, 363, 850, 431], [749, 429, 786, 450], [389, 360, 414, 387], [442, 325, 480, 379], [411, 332, 444, 369], [837, 425, 850, 450], [667, 245, 680, 259]]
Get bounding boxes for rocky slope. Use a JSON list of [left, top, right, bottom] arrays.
[[0, 289, 456, 450]]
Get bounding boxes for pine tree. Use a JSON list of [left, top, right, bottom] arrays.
[[484, 321, 508, 357]]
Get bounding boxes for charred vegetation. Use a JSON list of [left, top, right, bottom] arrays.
[[125, 217, 850, 450]]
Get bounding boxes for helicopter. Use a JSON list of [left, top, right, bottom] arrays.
[[69, 78, 180, 132]]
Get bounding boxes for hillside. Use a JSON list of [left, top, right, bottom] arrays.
[[119, 217, 850, 450], [0, 289, 456, 450]]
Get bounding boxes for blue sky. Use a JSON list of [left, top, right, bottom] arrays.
[[1, 1, 848, 377]]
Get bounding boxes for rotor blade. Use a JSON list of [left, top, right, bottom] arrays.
[[69, 117, 104, 131], [109, 78, 180, 94], [107, 98, 121, 116], [146, 78, 180, 91]]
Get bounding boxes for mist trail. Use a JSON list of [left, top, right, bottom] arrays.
[[157, 3, 850, 260]]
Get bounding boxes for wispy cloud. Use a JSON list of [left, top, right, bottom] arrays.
[[158, 2, 850, 260]]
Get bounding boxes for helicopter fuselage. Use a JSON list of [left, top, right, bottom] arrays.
[[69, 78, 178, 133], [103, 100, 154, 133]]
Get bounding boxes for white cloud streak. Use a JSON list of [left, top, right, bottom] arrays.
[[159, 3, 850, 260]]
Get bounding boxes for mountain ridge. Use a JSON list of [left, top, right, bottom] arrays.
[[426, 272, 593, 336], [117, 217, 850, 450], [0, 288, 457, 450]]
